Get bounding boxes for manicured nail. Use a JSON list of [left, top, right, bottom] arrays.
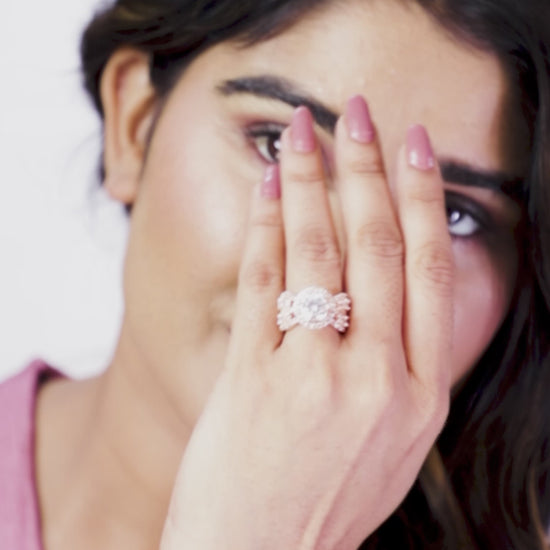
[[346, 95, 375, 143], [260, 164, 281, 199], [407, 125, 435, 171], [291, 106, 316, 153]]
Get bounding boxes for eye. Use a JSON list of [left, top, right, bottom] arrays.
[[247, 124, 284, 164], [447, 208, 480, 237], [445, 192, 488, 238]]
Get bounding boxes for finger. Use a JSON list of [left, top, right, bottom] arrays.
[[397, 125, 454, 393], [229, 165, 284, 358], [279, 106, 342, 343], [336, 96, 404, 346], [281, 107, 342, 293]]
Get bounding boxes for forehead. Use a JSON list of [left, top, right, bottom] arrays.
[[177, 0, 524, 176]]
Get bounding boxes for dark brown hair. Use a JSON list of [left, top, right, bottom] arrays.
[[81, 1, 550, 547]]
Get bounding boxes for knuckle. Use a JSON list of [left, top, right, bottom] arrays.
[[371, 349, 407, 398], [241, 260, 280, 291], [356, 221, 404, 261], [353, 348, 402, 407], [416, 390, 450, 433], [407, 182, 445, 206], [287, 165, 324, 186], [292, 366, 338, 419], [371, 366, 398, 403], [293, 224, 341, 264], [413, 242, 454, 292], [250, 209, 281, 229], [347, 150, 385, 175]]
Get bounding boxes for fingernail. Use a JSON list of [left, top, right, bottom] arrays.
[[346, 95, 375, 143], [407, 125, 435, 171], [260, 164, 281, 199], [291, 106, 316, 153]]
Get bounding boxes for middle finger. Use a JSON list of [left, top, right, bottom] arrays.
[[336, 96, 404, 347]]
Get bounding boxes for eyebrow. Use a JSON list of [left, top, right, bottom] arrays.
[[439, 161, 523, 201], [218, 75, 339, 134], [218, 75, 524, 200]]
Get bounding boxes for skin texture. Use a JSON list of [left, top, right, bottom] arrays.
[[35, 1, 526, 549]]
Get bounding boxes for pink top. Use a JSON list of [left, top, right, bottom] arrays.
[[0, 361, 58, 550]]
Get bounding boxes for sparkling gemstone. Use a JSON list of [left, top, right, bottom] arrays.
[[293, 287, 333, 329]]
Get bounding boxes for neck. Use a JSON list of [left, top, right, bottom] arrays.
[[36, 332, 194, 550]]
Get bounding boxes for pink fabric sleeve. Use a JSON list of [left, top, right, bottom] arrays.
[[0, 361, 58, 550]]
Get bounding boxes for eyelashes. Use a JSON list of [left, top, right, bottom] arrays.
[[246, 122, 284, 164], [246, 123, 490, 240]]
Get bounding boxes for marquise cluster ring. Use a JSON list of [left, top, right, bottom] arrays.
[[277, 286, 351, 333]]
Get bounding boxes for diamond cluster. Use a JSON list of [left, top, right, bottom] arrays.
[[277, 286, 351, 332]]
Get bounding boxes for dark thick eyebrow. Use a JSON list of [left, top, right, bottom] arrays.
[[218, 76, 524, 201], [217, 75, 339, 134], [439, 161, 523, 201]]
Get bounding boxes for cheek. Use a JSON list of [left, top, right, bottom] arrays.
[[121, 101, 264, 369], [451, 241, 517, 383], [136, 118, 252, 291]]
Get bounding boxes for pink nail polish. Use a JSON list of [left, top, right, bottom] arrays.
[[346, 95, 375, 143], [407, 125, 435, 171], [261, 164, 281, 199], [291, 106, 316, 153]]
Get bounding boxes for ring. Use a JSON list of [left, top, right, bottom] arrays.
[[277, 286, 351, 332]]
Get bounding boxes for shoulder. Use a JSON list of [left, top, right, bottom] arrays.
[[0, 360, 62, 550], [0, 361, 60, 446]]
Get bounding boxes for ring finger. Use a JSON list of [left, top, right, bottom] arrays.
[[280, 106, 343, 343]]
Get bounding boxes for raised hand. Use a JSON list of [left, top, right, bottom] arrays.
[[161, 95, 454, 550]]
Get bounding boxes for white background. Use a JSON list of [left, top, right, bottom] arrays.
[[0, 0, 127, 381]]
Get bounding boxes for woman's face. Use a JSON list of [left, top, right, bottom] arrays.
[[113, 0, 525, 421]]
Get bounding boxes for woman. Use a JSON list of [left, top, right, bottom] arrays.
[[2, 0, 550, 548]]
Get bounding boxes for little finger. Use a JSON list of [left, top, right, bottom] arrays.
[[396, 125, 454, 396]]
